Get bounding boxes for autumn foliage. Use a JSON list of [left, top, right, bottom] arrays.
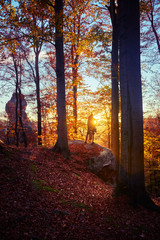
[[144, 114, 160, 194], [0, 0, 160, 222]]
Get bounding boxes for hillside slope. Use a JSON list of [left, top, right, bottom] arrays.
[[0, 141, 160, 240]]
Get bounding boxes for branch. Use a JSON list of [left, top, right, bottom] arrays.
[[39, 0, 55, 9], [39, 37, 55, 47], [22, 50, 36, 83]]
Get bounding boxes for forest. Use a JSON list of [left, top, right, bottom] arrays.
[[0, 0, 160, 239]]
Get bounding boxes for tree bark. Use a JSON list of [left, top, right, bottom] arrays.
[[72, 54, 78, 135], [118, 0, 156, 207], [53, 0, 70, 159], [109, 0, 119, 164], [18, 88, 28, 147], [71, 15, 80, 135], [35, 49, 42, 146], [13, 55, 19, 147], [73, 83, 77, 133]]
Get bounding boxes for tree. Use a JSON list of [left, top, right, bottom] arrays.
[[0, 2, 28, 147], [140, 0, 160, 54], [140, 0, 160, 117], [106, 0, 119, 164], [88, 0, 119, 162], [16, 0, 47, 146], [64, 0, 98, 135], [12, 50, 28, 147], [118, 0, 155, 207], [52, 0, 70, 158]]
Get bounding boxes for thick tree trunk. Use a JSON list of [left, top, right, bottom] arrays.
[[118, 0, 129, 188], [53, 0, 70, 159], [118, 0, 156, 207]]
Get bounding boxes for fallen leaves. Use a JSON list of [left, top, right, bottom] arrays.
[[0, 142, 160, 240]]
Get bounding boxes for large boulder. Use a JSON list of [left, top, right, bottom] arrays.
[[88, 147, 117, 186], [68, 140, 117, 186], [5, 93, 36, 145]]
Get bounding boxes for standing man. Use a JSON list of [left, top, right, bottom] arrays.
[[85, 112, 96, 144]]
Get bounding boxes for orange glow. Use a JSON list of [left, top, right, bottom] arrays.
[[94, 113, 102, 123]]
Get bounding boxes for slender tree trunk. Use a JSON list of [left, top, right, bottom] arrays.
[[18, 89, 27, 147], [71, 44, 78, 134], [18, 60, 27, 147], [13, 55, 19, 147], [150, 17, 160, 54], [72, 55, 78, 134], [147, 0, 160, 54], [71, 16, 80, 135], [35, 50, 42, 146], [53, 0, 70, 158], [118, 0, 156, 207], [109, 0, 119, 164], [73, 82, 77, 133], [15, 87, 19, 147], [24, 45, 42, 146]]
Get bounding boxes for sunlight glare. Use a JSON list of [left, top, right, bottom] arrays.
[[94, 113, 102, 123]]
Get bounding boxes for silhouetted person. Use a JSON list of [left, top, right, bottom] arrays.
[[85, 113, 96, 144]]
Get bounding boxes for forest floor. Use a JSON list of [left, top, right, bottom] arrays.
[[0, 140, 160, 240]]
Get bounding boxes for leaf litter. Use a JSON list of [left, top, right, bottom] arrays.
[[0, 143, 160, 240]]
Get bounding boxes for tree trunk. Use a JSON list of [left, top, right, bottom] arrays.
[[71, 21, 80, 135], [118, 0, 156, 207], [73, 83, 77, 134], [72, 55, 78, 135], [109, 0, 119, 163], [15, 87, 19, 147], [53, 0, 70, 159], [18, 89, 28, 147], [13, 55, 19, 147], [118, 0, 129, 188], [35, 50, 42, 146], [147, 1, 160, 54]]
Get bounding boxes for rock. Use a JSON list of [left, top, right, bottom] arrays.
[[5, 93, 36, 145], [68, 140, 117, 185], [88, 148, 117, 186], [68, 140, 84, 145]]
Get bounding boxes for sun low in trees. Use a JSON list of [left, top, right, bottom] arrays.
[[64, 0, 99, 135], [44, 0, 107, 139], [84, 0, 119, 159], [36, 0, 70, 158], [106, 0, 119, 163], [91, 85, 112, 147]]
